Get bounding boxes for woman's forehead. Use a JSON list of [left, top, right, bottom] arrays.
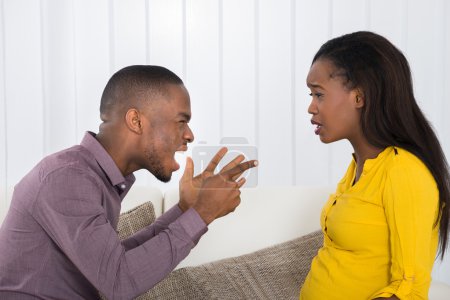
[[307, 59, 338, 86]]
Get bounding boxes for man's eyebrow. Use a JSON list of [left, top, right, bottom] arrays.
[[178, 112, 191, 121]]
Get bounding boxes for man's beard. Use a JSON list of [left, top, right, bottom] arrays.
[[145, 150, 172, 183]]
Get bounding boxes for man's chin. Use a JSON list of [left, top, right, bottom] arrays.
[[153, 171, 172, 183], [147, 163, 173, 183]]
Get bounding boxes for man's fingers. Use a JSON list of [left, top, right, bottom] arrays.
[[237, 177, 246, 188], [223, 160, 258, 179], [204, 147, 228, 173], [181, 157, 194, 181], [220, 154, 245, 173]]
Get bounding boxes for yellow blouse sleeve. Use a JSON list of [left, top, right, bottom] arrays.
[[370, 161, 439, 299]]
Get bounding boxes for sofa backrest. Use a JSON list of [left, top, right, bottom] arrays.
[[121, 185, 163, 216], [164, 185, 334, 268]]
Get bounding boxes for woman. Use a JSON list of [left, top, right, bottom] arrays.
[[300, 31, 450, 299]]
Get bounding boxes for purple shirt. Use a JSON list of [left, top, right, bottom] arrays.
[[0, 132, 207, 299]]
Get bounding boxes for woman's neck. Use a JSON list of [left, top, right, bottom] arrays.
[[351, 141, 384, 183]]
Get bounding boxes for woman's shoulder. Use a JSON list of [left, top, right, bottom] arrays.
[[384, 146, 435, 183]]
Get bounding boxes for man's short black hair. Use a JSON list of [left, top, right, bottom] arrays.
[[100, 65, 183, 116]]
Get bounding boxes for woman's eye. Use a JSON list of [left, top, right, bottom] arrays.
[[309, 92, 323, 98]]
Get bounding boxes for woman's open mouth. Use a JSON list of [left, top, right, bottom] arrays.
[[311, 120, 322, 135]]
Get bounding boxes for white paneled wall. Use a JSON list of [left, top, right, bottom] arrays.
[[1, 0, 450, 284]]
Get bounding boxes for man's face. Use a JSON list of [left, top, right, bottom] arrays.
[[139, 84, 194, 182]]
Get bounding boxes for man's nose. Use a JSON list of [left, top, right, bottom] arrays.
[[185, 125, 194, 143]]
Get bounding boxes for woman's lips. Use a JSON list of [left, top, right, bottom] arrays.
[[314, 125, 322, 135], [311, 120, 322, 135]]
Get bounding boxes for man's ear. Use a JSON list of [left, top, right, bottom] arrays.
[[125, 108, 142, 134]]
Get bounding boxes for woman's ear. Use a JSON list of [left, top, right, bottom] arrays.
[[125, 108, 142, 134], [354, 89, 365, 108]]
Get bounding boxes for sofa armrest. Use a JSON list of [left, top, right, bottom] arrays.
[[429, 280, 450, 300], [139, 230, 323, 299]]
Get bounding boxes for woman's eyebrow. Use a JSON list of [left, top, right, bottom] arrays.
[[307, 82, 324, 89]]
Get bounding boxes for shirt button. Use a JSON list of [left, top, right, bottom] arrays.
[[120, 184, 126, 189]]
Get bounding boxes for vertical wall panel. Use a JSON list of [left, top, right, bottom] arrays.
[[432, 0, 446, 149], [4, 0, 44, 187], [406, 0, 441, 129], [368, 0, 404, 47], [111, 0, 149, 188], [443, 0, 450, 160], [185, 0, 220, 150], [222, 0, 256, 142], [148, 0, 184, 77], [218, 0, 258, 188], [113, 0, 146, 70], [145, 0, 188, 193], [258, 0, 293, 185], [295, 0, 331, 186], [73, 0, 111, 139], [432, 0, 450, 284], [331, 0, 368, 37], [328, 0, 367, 185], [0, 0, 7, 219], [42, 0, 77, 154], [440, 0, 450, 284]]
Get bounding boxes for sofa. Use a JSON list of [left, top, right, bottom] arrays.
[[116, 185, 450, 299]]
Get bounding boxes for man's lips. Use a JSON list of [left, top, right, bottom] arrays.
[[176, 145, 188, 152]]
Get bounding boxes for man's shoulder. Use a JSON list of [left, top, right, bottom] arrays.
[[39, 145, 97, 176], [10, 145, 102, 214]]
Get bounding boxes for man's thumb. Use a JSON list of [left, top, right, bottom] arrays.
[[182, 156, 194, 180]]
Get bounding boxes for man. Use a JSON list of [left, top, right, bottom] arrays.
[[0, 65, 258, 299]]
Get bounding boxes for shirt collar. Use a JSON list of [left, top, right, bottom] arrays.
[[351, 146, 393, 174], [80, 131, 135, 188]]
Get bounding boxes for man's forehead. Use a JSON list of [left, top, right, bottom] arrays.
[[147, 85, 191, 117]]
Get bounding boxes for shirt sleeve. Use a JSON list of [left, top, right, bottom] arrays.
[[121, 204, 203, 251], [32, 166, 208, 300], [370, 162, 439, 299]]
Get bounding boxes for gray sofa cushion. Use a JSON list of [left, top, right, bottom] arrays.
[[117, 201, 156, 241], [140, 230, 322, 299], [116, 201, 322, 299]]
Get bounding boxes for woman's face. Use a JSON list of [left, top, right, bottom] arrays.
[[306, 58, 363, 144]]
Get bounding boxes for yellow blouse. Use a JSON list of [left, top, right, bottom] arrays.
[[299, 147, 439, 300]]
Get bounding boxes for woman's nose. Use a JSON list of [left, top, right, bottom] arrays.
[[307, 100, 317, 115]]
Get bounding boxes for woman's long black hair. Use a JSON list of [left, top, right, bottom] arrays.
[[313, 31, 450, 259]]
